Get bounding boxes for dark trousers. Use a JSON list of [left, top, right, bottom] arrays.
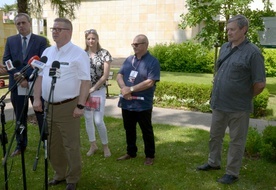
[[122, 109, 155, 158], [11, 89, 44, 150]]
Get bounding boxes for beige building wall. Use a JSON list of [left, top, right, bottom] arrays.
[[42, 0, 194, 58], [0, 10, 17, 64]]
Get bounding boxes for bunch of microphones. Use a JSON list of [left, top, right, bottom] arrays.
[[5, 56, 61, 82]]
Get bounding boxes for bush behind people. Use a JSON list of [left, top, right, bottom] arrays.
[[149, 42, 276, 77]]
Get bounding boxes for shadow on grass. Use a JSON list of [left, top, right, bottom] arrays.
[[1, 117, 275, 190]]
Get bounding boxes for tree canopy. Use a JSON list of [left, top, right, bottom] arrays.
[[179, 0, 276, 49], [1, 0, 81, 20]]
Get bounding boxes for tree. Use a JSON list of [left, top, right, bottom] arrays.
[[179, 0, 276, 49], [0, 3, 17, 23], [16, 0, 81, 19]]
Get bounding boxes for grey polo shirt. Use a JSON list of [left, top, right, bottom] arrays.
[[211, 39, 266, 112]]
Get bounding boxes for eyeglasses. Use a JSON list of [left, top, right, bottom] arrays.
[[85, 29, 97, 34], [50, 28, 70, 33], [131, 42, 145, 47]]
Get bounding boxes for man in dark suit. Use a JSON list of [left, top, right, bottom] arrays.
[[0, 13, 47, 156]]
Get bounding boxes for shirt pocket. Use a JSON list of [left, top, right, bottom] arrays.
[[229, 61, 247, 80]]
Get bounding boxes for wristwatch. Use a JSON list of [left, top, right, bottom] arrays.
[[130, 86, 134, 92], [77, 104, 85, 109]]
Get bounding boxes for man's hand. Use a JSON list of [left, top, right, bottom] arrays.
[[73, 107, 84, 118], [14, 72, 24, 82], [33, 99, 43, 112]]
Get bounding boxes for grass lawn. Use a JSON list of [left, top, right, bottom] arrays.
[[1, 117, 276, 190], [1, 71, 276, 189]]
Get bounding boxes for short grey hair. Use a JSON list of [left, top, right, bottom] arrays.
[[228, 14, 249, 33], [14, 13, 31, 23]]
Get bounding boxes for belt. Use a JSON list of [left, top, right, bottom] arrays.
[[48, 97, 77, 105]]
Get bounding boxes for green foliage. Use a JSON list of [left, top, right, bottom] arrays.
[[154, 81, 270, 117], [246, 127, 263, 157], [8, 0, 81, 20], [246, 125, 276, 162], [154, 81, 212, 112], [253, 88, 269, 117], [149, 42, 276, 77], [179, 0, 276, 49], [261, 125, 276, 161], [263, 49, 276, 77], [49, 0, 81, 19], [148, 42, 214, 73]]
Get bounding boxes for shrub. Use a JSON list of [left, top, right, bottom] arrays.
[[149, 42, 214, 73], [154, 81, 269, 117], [149, 42, 276, 77], [260, 125, 276, 162], [253, 88, 269, 117], [245, 127, 262, 158], [154, 81, 212, 112], [263, 49, 276, 77]]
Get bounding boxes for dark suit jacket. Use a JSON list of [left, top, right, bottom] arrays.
[[2, 33, 47, 89]]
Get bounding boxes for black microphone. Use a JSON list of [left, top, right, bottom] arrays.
[[49, 61, 60, 84], [4, 60, 21, 70], [14, 56, 40, 78], [29, 56, 48, 80]]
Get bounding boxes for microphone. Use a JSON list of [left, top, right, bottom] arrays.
[[17, 55, 40, 76], [49, 61, 60, 84], [14, 55, 40, 80], [29, 56, 48, 80], [4, 60, 21, 70]]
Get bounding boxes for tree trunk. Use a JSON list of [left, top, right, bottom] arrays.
[[17, 0, 28, 14]]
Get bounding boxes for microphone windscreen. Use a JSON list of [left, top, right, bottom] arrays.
[[28, 55, 40, 65], [40, 56, 48, 63], [12, 60, 22, 68], [52, 61, 60, 69]]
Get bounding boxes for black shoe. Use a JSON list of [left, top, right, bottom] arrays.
[[66, 183, 77, 190], [217, 174, 238, 184], [196, 163, 221, 171], [48, 179, 66, 186]]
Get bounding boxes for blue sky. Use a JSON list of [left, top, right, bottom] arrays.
[[0, 0, 16, 7]]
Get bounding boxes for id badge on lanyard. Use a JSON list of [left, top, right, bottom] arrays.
[[128, 56, 140, 83]]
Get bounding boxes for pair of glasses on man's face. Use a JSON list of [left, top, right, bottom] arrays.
[[131, 42, 145, 48], [50, 28, 70, 33], [85, 29, 97, 34]]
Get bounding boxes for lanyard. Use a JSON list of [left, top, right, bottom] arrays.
[[131, 56, 141, 70]]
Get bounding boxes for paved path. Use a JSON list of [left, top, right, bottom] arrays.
[[2, 96, 275, 133], [105, 96, 276, 132]]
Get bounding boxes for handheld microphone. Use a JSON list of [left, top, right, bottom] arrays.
[[29, 56, 48, 80], [4, 60, 21, 71], [49, 61, 61, 84], [17, 55, 40, 75], [14, 55, 40, 80]]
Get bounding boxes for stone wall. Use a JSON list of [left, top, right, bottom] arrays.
[[0, 10, 17, 64]]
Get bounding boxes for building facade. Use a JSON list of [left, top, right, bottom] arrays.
[[42, 0, 194, 57]]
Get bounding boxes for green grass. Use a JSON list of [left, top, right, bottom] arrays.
[[1, 117, 276, 189]]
